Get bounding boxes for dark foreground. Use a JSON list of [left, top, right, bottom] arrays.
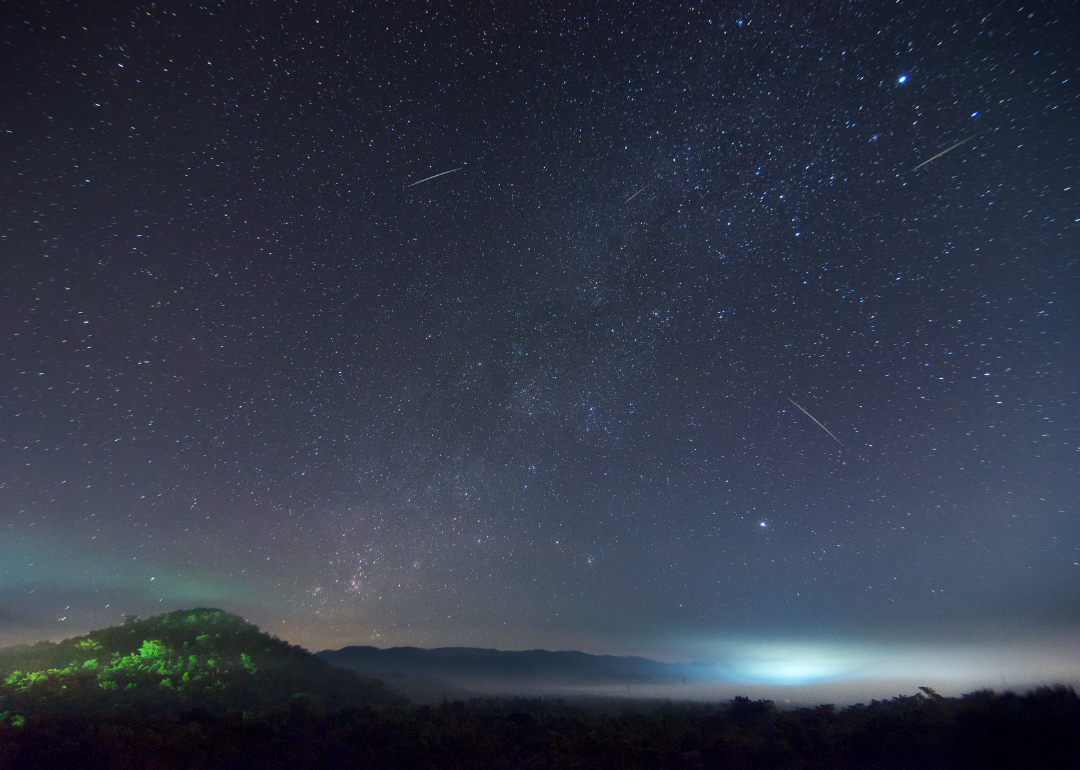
[[3, 686, 1079, 769]]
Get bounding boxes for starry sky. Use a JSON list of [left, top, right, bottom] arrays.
[[2, 1, 1078, 696]]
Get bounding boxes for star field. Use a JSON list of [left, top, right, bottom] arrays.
[[2, 1, 1078, 692]]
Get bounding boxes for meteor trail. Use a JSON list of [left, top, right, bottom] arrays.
[[406, 167, 461, 187], [912, 133, 980, 171], [787, 397, 843, 446], [624, 183, 650, 204]]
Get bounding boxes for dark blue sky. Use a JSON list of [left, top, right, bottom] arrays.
[[2, 1, 1077, 696]]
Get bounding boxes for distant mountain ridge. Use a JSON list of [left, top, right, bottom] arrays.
[[317, 645, 720, 701]]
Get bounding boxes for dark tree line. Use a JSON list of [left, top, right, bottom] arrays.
[[2, 686, 1079, 769]]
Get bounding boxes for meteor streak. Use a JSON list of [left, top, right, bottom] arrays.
[[787, 397, 843, 445], [624, 183, 651, 204], [912, 133, 980, 171], [406, 167, 461, 187]]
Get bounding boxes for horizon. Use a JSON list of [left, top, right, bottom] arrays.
[[2, 1, 1077, 710], [4, 606, 1079, 707]]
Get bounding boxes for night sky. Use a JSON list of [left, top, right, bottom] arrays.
[[3, 1, 1078, 697]]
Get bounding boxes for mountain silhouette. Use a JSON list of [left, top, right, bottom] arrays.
[[317, 645, 719, 701], [0, 608, 404, 721]]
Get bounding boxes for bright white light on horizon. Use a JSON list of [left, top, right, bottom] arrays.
[[684, 637, 1080, 695], [725, 643, 869, 685]]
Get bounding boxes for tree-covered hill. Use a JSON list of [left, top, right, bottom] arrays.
[[0, 608, 405, 723]]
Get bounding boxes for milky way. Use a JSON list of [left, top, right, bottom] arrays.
[[2, 1, 1077, 697]]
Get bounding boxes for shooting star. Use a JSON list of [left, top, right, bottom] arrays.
[[406, 167, 461, 188], [624, 183, 650, 204], [912, 133, 980, 171], [787, 397, 843, 446]]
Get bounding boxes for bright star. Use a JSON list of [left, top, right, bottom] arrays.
[[898, 74, 907, 83]]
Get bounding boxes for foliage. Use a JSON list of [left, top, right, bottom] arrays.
[[0, 608, 403, 720], [0, 687, 1078, 769]]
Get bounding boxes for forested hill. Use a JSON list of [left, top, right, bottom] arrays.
[[0, 608, 405, 723]]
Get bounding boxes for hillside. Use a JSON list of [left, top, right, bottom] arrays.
[[0, 608, 405, 723]]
